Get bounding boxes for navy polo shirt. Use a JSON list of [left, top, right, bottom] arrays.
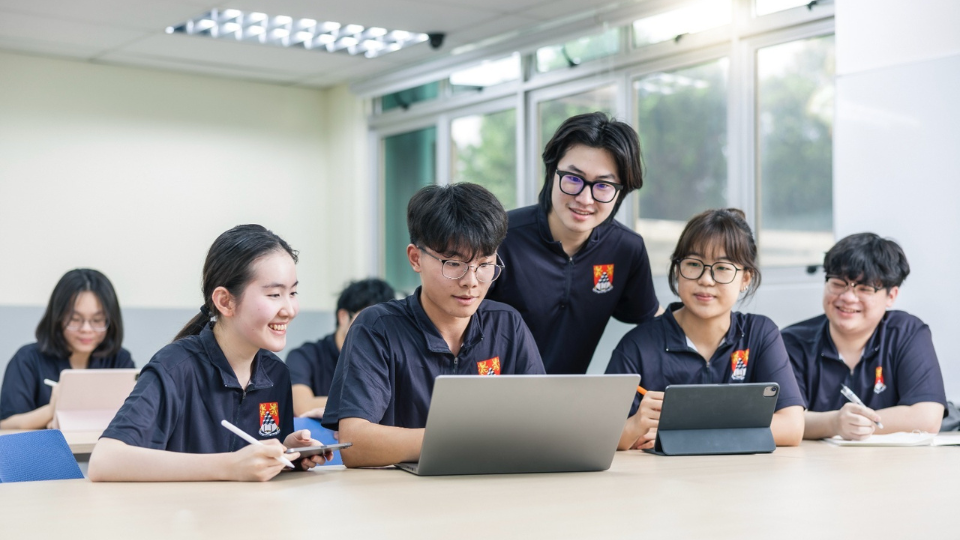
[[286, 333, 339, 396], [486, 205, 659, 374], [321, 288, 546, 431], [782, 311, 947, 413], [606, 303, 805, 416], [0, 343, 134, 420], [101, 323, 294, 453]]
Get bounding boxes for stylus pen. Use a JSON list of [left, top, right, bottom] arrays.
[[839, 385, 884, 429], [43, 379, 58, 387], [220, 419, 296, 469], [637, 385, 647, 396]]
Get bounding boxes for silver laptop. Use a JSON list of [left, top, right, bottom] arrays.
[[396, 374, 639, 476], [52, 369, 139, 431]]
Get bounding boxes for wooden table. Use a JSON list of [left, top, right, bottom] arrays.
[[1, 441, 957, 539]]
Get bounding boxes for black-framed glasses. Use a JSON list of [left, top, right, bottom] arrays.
[[676, 257, 742, 284], [418, 247, 504, 283], [64, 315, 109, 332], [825, 276, 882, 298], [556, 170, 624, 203]]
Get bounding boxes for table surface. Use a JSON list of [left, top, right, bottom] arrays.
[[0, 429, 102, 454], [1, 441, 957, 539]]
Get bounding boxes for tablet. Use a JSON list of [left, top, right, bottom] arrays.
[[285, 443, 352, 457], [53, 369, 140, 431]]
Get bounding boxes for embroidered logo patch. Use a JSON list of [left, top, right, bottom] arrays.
[[258, 402, 281, 437], [477, 357, 501, 376], [873, 367, 887, 394], [593, 264, 614, 294], [730, 349, 750, 381]]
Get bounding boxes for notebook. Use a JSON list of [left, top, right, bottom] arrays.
[[52, 369, 139, 431], [395, 374, 639, 476], [824, 432, 960, 447]]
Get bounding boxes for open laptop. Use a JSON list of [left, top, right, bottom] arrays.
[[52, 369, 140, 431], [396, 374, 639, 476]]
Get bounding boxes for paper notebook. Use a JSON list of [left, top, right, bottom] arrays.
[[824, 432, 960, 447]]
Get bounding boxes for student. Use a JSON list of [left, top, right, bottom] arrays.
[[486, 112, 659, 374], [287, 278, 395, 417], [322, 183, 545, 468], [607, 209, 805, 449], [88, 225, 330, 482], [1, 269, 133, 429], [782, 233, 946, 440]]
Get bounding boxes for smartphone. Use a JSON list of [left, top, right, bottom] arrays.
[[285, 442, 352, 457]]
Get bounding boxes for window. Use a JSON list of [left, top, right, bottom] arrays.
[[382, 81, 440, 112], [757, 34, 835, 267], [538, 86, 617, 159], [634, 58, 729, 275], [535, 28, 620, 73], [383, 127, 436, 293], [632, 0, 731, 48], [755, 0, 810, 16], [450, 108, 518, 209], [450, 54, 521, 95]]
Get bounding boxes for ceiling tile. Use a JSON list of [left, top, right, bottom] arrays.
[[0, 0, 210, 31], [518, 0, 625, 21], [98, 51, 305, 84], [444, 14, 543, 49], [0, 9, 148, 56]]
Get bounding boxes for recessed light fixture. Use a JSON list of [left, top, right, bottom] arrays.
[[165, 9, 429, 58]]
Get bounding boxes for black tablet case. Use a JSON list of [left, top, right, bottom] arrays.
[[650, 383, 779, 456]]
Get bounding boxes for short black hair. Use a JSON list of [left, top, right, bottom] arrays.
[[408, 183, 508, 261], [36, 269, 124, 359], [335, 278, 396, 328], [668, 208, 761, 299], [539, 112, 644, 223], [823, 233, 910, 289]]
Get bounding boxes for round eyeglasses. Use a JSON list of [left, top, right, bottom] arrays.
[[64, 316, 109, 332], [825, 277, 882, 298], [676, 258, 742, 284], [418, 247, 504, 283], [556, 171, 623, 203]]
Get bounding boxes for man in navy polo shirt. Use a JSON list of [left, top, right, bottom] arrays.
[[323, 183, 545, 468], [782, 233, 946, 440], [486, 112, 660, 374], [287, 278, 395, 417]]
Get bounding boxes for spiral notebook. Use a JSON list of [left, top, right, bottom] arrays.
[[824, 432, 960, 447]]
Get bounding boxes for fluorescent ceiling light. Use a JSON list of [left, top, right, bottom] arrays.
[[167, 9, 429, 58]]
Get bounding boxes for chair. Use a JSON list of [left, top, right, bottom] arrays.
[[294, 417, 343, 466], [0, 430, 84, 483]]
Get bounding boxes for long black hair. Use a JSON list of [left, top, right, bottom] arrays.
[[36, 269, 124, 359], [175, 224, 298, 341]]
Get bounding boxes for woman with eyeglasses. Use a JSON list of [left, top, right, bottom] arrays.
[[0, 269, 133, 429], [607, 208, 805, 450], [781, 233, 945, 440]]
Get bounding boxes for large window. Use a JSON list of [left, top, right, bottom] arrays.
[[451, 108, 518, 209], [634, 59, 729, 275]]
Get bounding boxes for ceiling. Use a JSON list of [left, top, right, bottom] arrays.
[[0, 0, 626, 88]]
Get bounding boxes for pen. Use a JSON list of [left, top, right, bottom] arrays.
[[637, 385, 647, 396], [220, 419, 296, 469], [839, 385, 883, 429], [44, 379, 58, 387]]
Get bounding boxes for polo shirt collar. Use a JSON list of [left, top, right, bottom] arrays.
[[535, 204, 604, 254], [662, 302, 741, 353], [199, 323, 275, 390], [408, 287, 485, 354], [819, 312, 887, 364]]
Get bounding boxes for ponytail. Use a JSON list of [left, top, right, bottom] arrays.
[[173, 225, 297, 342]]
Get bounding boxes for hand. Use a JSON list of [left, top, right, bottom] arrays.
[[299, 407, 325, 419], [284, 429, 333, 470], [834, 402, 880, 440], [227, 439, 290, 482], [626, 391, 663, 450]]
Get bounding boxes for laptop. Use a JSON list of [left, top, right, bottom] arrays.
[[52, 369, 140, 431], [648, 383, 780, 456], [395, 374, 639, 476]]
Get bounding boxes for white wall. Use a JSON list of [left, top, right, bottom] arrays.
[[0, 51, 370, 381], [835, 0, 960, 398]]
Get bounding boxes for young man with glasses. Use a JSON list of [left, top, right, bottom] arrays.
[[322, 183, 545, 467], [782, 233, 946, 440], [486, 112, 660, 374]]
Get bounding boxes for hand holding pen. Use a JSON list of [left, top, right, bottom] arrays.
[[837, 385, 883, 440]]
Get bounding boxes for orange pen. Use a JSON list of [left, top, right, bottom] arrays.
[[636, 385, 647, 396]]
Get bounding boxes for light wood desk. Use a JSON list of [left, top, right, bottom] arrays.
[[1, 442, 957, 539], [0, 429, 101, 455]]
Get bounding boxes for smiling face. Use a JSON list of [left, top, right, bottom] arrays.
[[675, 250, 751, 324], [409, 244, 496, 327], [823, 276, 897, 342], [228, 250, 300, 353], [547, 144, 621, 246], [62, 291, 107, 357]]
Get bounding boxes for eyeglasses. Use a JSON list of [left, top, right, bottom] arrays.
[[825, 277, 882, 298], [556, 171, 624, 203], [64, 315, 109, 332], [676, 258, 742, 284], [418, 247, 504, 283]]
